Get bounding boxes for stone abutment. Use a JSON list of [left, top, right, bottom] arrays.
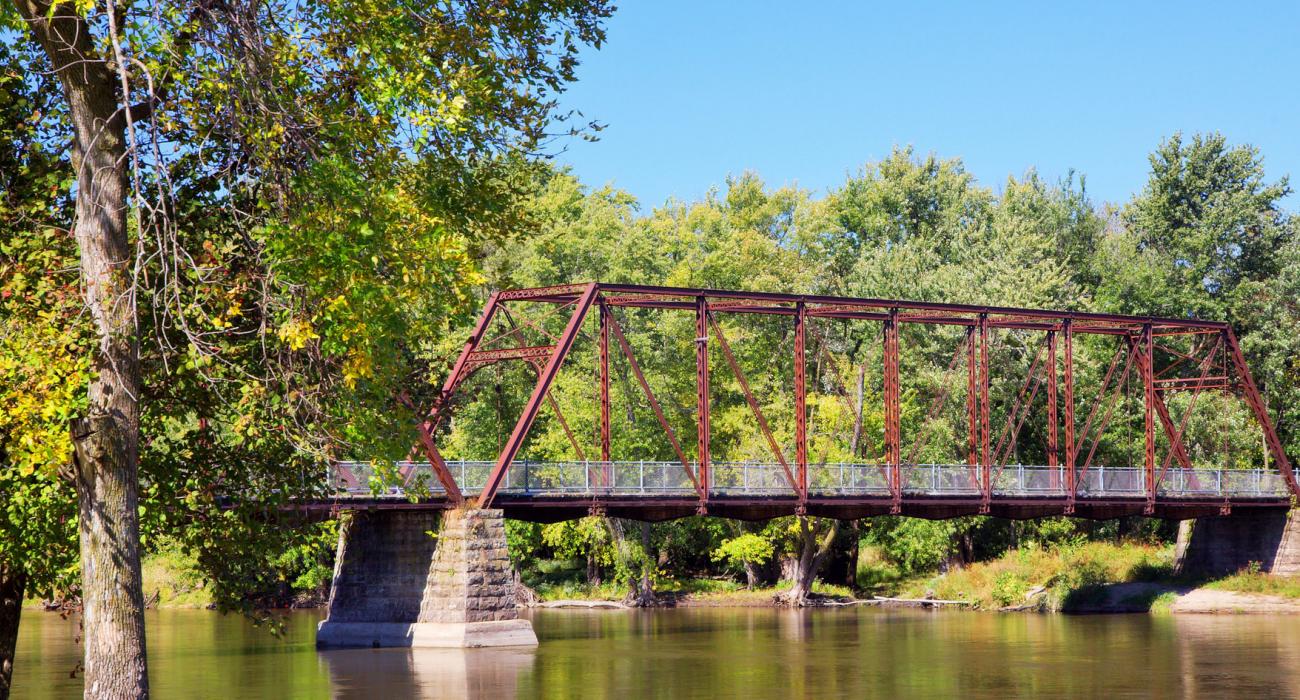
[[1175, 508, 1300, 577]]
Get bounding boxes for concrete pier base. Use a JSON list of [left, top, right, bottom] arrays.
[[317, 508, 536, 648], [1174, 508, 1300, 576]]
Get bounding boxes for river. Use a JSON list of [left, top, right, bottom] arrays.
[[13, 607, 1300, 698]]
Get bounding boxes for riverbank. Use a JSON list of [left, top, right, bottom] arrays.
[[24, 543, 327, 611], [897, 541, 1300, 614], [529, 580, 1300, 615], [526, 542, 1300, 615], [29, 540, 1300, 616]]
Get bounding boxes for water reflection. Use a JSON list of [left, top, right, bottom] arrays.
[[1172, 614, 1300, 698], [14, 607, 1300, 698], [322, 647, 536, 699]]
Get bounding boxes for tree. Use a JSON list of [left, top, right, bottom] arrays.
[[3, 2, 612, 697], [712, 532, 775, 589], [777, 517, 839, 606], [0, 40, 81, 700], [1116, 132, 1293, 320], [541, 517, 615, 586], [1102, 132, 1297, 467]]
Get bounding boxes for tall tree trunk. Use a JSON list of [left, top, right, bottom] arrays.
[[846, 520, 861, 591], [618, 520, 657, 607], [635, 521, 657, 606], [16, 2, 150, 698], [0, 564, 25, 700]]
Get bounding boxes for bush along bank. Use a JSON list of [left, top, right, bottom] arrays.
[[897, 542, 1300, 614], [897, 541, 1175, 612]]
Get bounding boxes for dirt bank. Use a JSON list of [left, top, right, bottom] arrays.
[[1064, 582, 1300, 615], [1169, 588, 1300, 614]]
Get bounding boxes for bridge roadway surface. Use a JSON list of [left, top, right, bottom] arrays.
[[294, 461, 1294, 522]]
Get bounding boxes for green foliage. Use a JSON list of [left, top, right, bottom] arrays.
[[1202, 562, 1300, 598], [855, 545, 906, 592], [865, 518, 958, 574], [1119, 132, 1293, 319], [270, 522, 338, 594], [712, 533, 776, 571], [140, 543, 214, 608], [505, 520, 545, 569], [905, 541, 1174, 610], [541, 517, 612, 563], [0, 41, 80, 598], [990, 570, 1031, 608], [486, 136, 1299, 597], [5, 0, 1298, 616], [4, 0, 615, 627]]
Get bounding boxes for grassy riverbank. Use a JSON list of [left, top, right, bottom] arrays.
[[899, 541, 1174, 611], [528, 542, 1180, 610], [892, 543, 1300, 613], [531, 576, 855, 606], [140, 544, 215, 608], [30, 539, 1300, 614], [531, 541, 1300, 614]]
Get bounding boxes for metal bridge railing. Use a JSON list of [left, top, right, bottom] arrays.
[[328, 461, 1290, 500]]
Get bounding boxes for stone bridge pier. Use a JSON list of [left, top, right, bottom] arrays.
[[317, 508, 537, 648], [1175, 508, 1300, 576]]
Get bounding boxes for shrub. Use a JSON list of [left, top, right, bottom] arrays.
[[991, 571, 1030, 608]]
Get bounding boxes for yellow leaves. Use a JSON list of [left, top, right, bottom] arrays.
[[277, 318, 319, 350], [0, 317, 84, 477], [233, 412, 256, 437], [342, 349, 374, 389]]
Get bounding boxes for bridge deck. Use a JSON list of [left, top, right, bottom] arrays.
[[295, 461, 1292, 522]]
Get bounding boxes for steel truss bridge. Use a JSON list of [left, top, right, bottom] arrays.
[[313, 282, 1299, 522]]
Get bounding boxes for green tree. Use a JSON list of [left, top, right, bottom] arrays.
[[0, 41, 80, 699], [712, 532, 775, 589], [3, 2, 612, 696], [1116, 132, 1293, 320], [1099, 133, 1296, 465]]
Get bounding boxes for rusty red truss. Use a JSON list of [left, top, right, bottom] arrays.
[[383, 282, 1298, 521]]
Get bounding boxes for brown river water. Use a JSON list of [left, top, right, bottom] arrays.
[[13, 606, 1300, 698]]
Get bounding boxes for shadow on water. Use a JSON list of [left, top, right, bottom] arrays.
[[321, 646, 536, 700]]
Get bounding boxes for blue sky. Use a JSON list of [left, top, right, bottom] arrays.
[[554, 1, 1299, 209]]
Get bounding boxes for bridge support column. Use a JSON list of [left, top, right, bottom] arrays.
[[317, 508, 536, 648], [1174, 509, 1300, 577]]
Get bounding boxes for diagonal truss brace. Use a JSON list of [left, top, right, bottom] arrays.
[[476, 284, 600, 508]]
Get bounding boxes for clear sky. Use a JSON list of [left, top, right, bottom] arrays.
[[554, 1, 1299, 209]]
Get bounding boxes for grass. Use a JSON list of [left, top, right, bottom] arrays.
[[856, 546, 918, 595], [1202, 563, 1300, 599], [1148, 590, 1179, 615], [140, 543, 213, 608], [898, 541, 1176, 611]]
